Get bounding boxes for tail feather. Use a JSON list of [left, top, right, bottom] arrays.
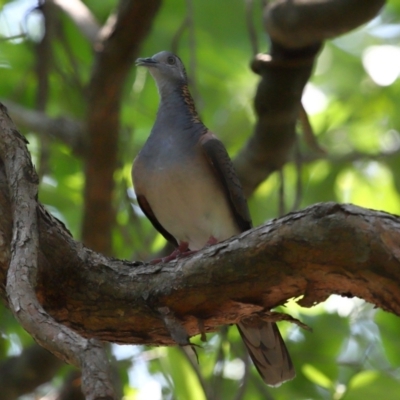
[[237, 320, 295, 386]]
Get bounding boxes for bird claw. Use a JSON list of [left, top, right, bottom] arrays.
[[149, 241, 196, 264], [149, 237, 218, 264], [205, 236, 218, 247]]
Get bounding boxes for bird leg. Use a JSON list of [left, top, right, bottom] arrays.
[[150, 241, 194, 264], [205, 236, 218, 246], [150, 236, 219, 265]]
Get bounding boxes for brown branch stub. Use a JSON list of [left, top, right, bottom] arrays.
[[0, 104, 116, 400], [264, 0, 386, 49]]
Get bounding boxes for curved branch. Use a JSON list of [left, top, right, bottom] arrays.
[[39, 202, 400, 344], [264, 0, 386, 49], [0, 105, 115, 400]]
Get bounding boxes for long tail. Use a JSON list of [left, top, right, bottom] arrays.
[[237, 320, 295, 386]]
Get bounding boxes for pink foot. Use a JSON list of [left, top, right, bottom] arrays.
[[205, 236, 218, 246], [150, 241, 196, 264]]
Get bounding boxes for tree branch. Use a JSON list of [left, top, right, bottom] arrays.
[[0, 105, 115, 400], [234, 48, 319, 196], [1, 134, 399, 345], [41, 202, 400, 344], [234, 0, 385, 196], [51, 0, 101, 44], [2, 100, 86, 155], [264, 0, 386, 49]]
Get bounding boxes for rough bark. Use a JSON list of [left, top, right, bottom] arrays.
[[34, 203, 400, 344], [0, 105, 116, 400], [264, 0, 386, 49]]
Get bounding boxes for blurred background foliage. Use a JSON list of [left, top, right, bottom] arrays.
[[1, 0, 400, 399]]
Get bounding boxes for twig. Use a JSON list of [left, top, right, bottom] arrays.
[[299, 103, 326, 155], [179, 346, 213, 400], [51, 0, 100, 44], [0, 33, 26, 41], [171, 17, 189, 54], [55, 23, 86, 93], [251, 372, 274, 400], [212, 327, 228, 399], [232, 346, 251, 400]]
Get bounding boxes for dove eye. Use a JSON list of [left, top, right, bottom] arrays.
[[167, 56, 176, 65]]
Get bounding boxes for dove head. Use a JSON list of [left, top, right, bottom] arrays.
[[136, 51, 188, 96]]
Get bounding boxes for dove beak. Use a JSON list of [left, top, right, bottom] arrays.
[[135, 57, 158, 67]]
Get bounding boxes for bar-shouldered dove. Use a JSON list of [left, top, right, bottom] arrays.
[[132, 51, 295, 386]]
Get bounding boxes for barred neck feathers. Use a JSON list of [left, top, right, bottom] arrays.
[[181, 84, 201, 124], [157, 82, 204, 127]]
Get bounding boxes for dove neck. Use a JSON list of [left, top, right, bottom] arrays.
[[157, 83, 204, 128]]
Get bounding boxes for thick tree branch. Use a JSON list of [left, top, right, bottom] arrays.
[[0, 132, 399, 346], [37, 202, 400, 344], [264, 0, 386, 49], [0, 105, 115, 400], [82, 0, 161, 254], [0, 104, 399, 346]]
